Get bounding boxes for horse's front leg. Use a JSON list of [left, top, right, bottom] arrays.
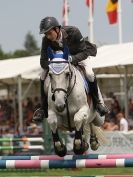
[[73, 105, 89, 154], [47, 110, 67, 157]]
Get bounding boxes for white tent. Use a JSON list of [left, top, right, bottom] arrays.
[[0, 42, 133, 132], [89, 42, 133, 119], [0, 55, 41, 134], [89, 42, 133, 74], [0, 42, 132, 80], [0, 55, 41, 83]]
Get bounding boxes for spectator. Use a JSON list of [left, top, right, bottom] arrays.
[[112, 96, 121, 113], [116, 112, 129, 131], [128, 99, 133, 118], [102, 118, 118, 131]]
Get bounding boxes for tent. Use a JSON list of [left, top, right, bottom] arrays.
[[0, 42, 133, 132], [89, 42, 133, 118], [89, 42, 133, 74], [0, 55, 41, 134], [0, 55, 40, 84]]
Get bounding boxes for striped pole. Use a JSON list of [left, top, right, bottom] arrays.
[[0, 159, 133, 169], [1, 154, 133, 160], [0, 137, 44, 142], [0, 145, 44, 151]]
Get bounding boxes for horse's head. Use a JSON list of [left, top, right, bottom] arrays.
[[47, 47, 73, 112]]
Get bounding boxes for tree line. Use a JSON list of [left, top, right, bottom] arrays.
[[0, 32, 40, 60]]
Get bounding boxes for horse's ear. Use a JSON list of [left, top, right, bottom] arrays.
[[63, 47, 69, 60], [47, 47, 54, 59]]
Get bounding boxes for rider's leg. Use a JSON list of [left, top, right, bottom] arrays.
[[89, 76, 109, 116], [80, 60, 109, 116], [33, 70, 48, 122]]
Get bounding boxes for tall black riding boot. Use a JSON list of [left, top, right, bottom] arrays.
[[33, 79, 48, 122], [88, 77, 109, 116]]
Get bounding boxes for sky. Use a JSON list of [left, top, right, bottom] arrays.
[[0, 0, 133, 52]]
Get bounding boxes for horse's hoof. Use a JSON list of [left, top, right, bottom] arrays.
[[54, 142, 67, 157], [73, 139, 88, 155], [84, 141, 89, 151], [90, 135, 100, 151], [90, 141, 100, 151]]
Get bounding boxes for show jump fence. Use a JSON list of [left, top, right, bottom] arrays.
[[0, 136, 44, 154], [0, 156, 133, 169]]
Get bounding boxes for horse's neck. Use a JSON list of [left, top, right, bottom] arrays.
[[69, 66, 86, 98], [71, 66, 85, 86]]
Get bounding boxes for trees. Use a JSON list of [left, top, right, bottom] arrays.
[[0, 32, 40, 60], [24, 32, 40, 56]]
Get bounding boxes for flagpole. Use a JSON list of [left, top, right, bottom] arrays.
[[118, 1, 128, 119], [118, 0, 122, 43], [64, 0, 68, 26], [88, 0, 94, 42]]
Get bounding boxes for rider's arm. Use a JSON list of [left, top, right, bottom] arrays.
[[70, 27, 97, 65], [40, 37, 49, 69]]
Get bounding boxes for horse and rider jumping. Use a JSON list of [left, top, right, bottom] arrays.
[[33, 16, 109, 156]]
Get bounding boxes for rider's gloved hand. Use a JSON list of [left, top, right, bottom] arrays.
[[68, 55, 73, 63], [68, 55, 78, 66]]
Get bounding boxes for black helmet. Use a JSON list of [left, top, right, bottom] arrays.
[[39, 16, 61, 34]]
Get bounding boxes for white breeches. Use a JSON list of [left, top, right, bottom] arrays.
[[79, 58, 95, 82]]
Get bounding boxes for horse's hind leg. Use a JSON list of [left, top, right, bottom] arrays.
[[47, 111, 67, 157], [90, 123, 100, 151]]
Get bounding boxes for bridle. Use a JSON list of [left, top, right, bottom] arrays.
[[49, 60, 76, 102], [49, 60, 76, 131]]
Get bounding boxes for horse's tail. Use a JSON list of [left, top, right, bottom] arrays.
[[91, 123, 108, 145]]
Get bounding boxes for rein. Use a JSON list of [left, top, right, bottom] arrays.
[[51, 63, 76, 100], [50, 62, 76, 131]]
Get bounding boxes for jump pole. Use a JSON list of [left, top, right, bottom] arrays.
[[1, 154, 133, 160], [0, 159, 133, 169]]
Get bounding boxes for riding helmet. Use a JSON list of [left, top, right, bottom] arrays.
[[39, 16, 61, 34]]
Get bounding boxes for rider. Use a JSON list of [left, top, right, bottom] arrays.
[[33, 16, 109, 122]]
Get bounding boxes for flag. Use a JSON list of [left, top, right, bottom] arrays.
[[86, 0, 90, 7], [106, 0, 118, 24], [86, 0, 94, 7], [62, 0, 70, 26], [85, 0, 94, 13]]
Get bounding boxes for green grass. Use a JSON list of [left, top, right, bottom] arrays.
[[0, 168, 133, 176]]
